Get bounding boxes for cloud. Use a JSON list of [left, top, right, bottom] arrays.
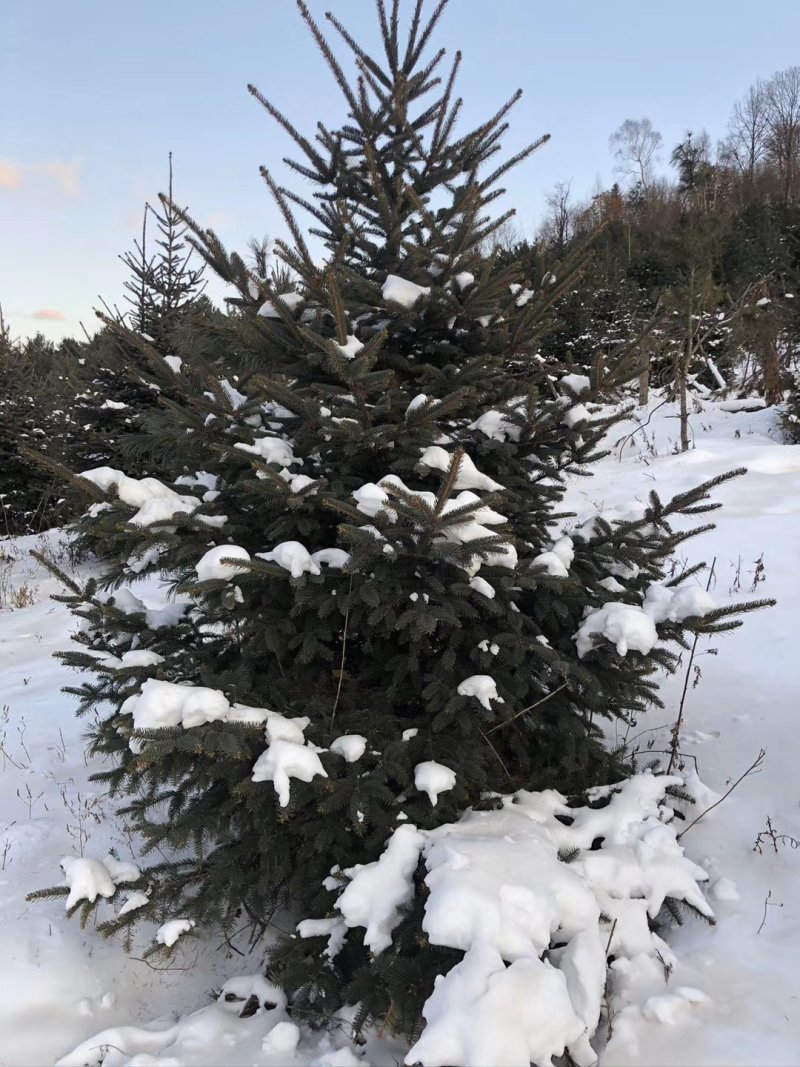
[[0, 159, 81, 195], [39, 160, 81, 196], [0, 162, 23, 190], [31, 308, 67, 321]]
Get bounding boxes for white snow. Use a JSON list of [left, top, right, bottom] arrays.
[[414, 761, 457, 806], [257, 291, 303, 317], [330, 735, 367, 763], [477, 639, 499, 655], [575, 603, 659, 658], [251, 738, 328, 807], [469, 409, 521, 442], [122, 679, 231, 730], [235, 435, 299, 467], [406, 393, 430, 417], [262, 1019, 301, 1054], [118, 891, 150, 916], [532, 535, 574, 577], [97, 649, 165, 670], [563, 403, 592, 429], [469, 575, 496, 598], [156, 919, 195, 948], [352, 482, 394, 519], [643, 582, 716, 623], [418, 447, 505, 492], [195, 544, 251, 582], [60, 857, 116, 911], [406, 942, 588, 1067], [719, 397, 767, 412], [576, 580, 716, 657], [296, 917, 348, 961], [334, 334, 364, 360], [456, 674, 504, 711], [257, 540, 321, 578], [311, 548, 350, 569], [334, 824, 426, 953], [59, 853, 141, 912], [7, 399, 800, 1067], [80, 467, 200, 526], [382, 274, 430, 308], [561, 373, 592, 395]]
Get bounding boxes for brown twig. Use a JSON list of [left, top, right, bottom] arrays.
[[485, 683, 569, 736], [479, 728, 514, 784], [677, 748, 765, 840], [329, 575, 353, 736], [667, 557, 716, 774]]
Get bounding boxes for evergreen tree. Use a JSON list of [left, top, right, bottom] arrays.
[[0, 320, 80, 535], [32, 0, 771, 1040], [68, 156, 207, 478]]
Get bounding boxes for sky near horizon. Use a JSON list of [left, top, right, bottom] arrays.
[[2, 0, 799, 343]]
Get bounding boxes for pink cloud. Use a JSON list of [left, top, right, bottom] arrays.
[[0, 159, 81, 195], [0, 162, 23, 190], [31, 308, 67, 321]]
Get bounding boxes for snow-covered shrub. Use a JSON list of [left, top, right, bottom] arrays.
[[31, 0, 771, 1051]]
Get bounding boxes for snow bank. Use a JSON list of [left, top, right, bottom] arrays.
[[314, 774, 713, 1067], [407, 942, 589, 1067]]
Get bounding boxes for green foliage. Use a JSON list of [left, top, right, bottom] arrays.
[[31, 0, 773, 1040]]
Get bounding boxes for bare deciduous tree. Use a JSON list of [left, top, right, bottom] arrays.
[[609, 118, 663, 193], [542, 180, 575, 249], [722, 80, 770, 182], [764, 66, 800, 203]]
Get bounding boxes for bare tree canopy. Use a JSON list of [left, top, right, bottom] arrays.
[[609, 118, 663, 192], [722, 80, 770, 180], [765, 65, 800, 202]]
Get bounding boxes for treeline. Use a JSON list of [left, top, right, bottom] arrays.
[[4, 70, 800, 538], [0, 167, 216, 536], [497, 66, 800, 419]]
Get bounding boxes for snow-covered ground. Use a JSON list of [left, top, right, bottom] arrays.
[[1, 397, 799, 1066]]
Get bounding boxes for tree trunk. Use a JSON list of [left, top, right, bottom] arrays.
[[679, 271, 694, 453], [638, 350, 650, 406]]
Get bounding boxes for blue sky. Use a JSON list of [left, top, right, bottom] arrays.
[[2, 0, 799, 342]]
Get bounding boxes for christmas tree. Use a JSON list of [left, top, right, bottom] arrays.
[[32, 0, 771, 1045], [66, 155, 207, 480]]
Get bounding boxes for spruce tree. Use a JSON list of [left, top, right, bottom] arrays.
[[32, 0, 771, 1040], [68, 156, 207, 478]]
